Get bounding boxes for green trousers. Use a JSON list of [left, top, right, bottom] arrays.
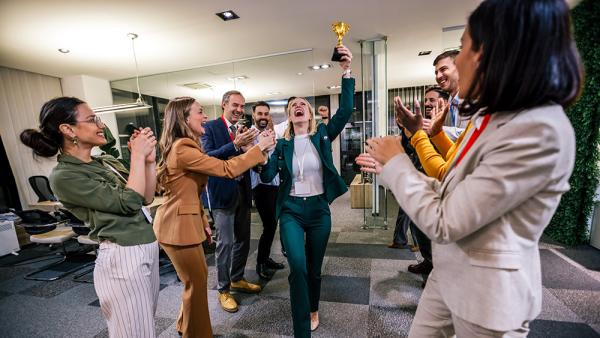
[[280, 194, 331, 338]]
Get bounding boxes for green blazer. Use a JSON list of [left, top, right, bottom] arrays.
[[261, 77, 355, 219]]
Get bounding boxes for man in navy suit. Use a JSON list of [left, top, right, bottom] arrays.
[[201, 90, 261, 313]]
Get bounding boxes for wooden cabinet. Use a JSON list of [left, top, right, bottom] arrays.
[[350, 174, 372, 209]]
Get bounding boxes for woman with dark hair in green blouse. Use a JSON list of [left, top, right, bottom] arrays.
[[21, 97, 160, 338]]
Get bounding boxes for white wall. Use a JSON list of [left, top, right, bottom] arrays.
[[0, 67, 62, 208], [61, 75, 121, 156]]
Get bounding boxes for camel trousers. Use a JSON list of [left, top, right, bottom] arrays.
[[161, 243, 213, 338]]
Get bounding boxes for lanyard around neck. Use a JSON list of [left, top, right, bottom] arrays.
[[101, 160, 128, 184], [294, 138, 310, 180], [221, 115, 235, 142], [455, 114, 491, 166]]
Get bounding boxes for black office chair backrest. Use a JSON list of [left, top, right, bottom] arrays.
[[28, 176, 57, 202]]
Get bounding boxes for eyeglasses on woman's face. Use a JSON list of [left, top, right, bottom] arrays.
[[75, 115, 105, 128]]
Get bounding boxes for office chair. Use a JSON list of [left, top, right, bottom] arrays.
[[11, 209, 96, 281], [28, 176, 57, 202], [58, 209, 98, 283]]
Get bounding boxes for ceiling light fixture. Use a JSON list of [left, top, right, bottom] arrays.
[[266, 91, 281, 96], [418, 51, 432, 56], [327, 85, 341, 90], [216, 10, 240, 21], [309, 64, 332, 71], [297, 72, 303, 76], [58, 48, 70, 54], [227, 75, 248, 81], [266, 100, 288, 106], [94, 33, 151, 114]]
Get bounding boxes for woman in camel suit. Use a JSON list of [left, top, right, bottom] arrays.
[[153, 96, 275, 337]]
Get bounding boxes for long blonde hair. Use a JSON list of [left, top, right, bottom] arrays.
[[283, 97, 317, 140], [157, 96, 198, 189]]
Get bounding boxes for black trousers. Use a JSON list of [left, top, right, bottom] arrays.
[[395, 206, 432, 263], [253, 184, 279, 264], [409, 222, 432, 262]]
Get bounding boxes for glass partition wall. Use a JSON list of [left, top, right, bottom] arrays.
[[110, 50, 320, 143], [358, 38, 390, 230]]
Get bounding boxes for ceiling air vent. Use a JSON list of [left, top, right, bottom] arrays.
[[180, 82, 214, 90]]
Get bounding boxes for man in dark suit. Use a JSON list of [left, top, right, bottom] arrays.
[[201, 90, 261, 313]]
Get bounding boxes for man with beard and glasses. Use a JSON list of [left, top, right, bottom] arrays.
[[250, 101, 285, 279]]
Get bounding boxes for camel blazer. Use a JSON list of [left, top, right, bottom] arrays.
[[153, 138, 265, 246], [380, 104, 575, 331]]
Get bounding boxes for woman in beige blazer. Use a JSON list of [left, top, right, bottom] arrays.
[[154, 96, 275, 337], [358, 0, 583, 336]]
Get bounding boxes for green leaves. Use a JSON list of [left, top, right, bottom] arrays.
[[545, 0, 600, 245]]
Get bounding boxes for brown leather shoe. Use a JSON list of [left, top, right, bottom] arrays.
[[231, 279, 262, 293], [218, 291, 238, 313], [387, 243, 408, 249], [409, 245, 420, 252]]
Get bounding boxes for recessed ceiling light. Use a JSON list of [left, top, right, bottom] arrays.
[[418, 50, 432, 56], [267, 91, 281, 96], [297, 72, 303, 76], [58, 48, 70, 53], [327, 85, 341, 90], [216, 10, 240, 21], [227, 75, 248, 81], [309, 64, 332, 71]]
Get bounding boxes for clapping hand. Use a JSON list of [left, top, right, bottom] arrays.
[[234, 127, 259, 149], [394, 97, 423, 135], [366, 136, 405, 166], [426, 98, 449, 136], [258, 129, 276, 152], [129, 127, 157, 163], [355, 153, 383, 174]]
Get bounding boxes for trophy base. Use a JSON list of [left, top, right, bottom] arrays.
[[331, 46, 343, 62]]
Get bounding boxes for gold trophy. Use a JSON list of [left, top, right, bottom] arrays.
[[331, 21, 350, 61]]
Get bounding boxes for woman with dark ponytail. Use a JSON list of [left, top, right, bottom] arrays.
[[21, 97, 161, 338]]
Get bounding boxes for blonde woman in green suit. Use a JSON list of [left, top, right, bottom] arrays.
[[260, 46, 354, 337]]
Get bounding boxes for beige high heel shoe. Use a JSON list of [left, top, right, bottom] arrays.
[[310, 311, 319, 331]]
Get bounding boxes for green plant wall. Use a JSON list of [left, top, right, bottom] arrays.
[[545, 0, 600, 245]]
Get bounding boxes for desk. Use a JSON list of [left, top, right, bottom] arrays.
[[29, 201, 63, 212]]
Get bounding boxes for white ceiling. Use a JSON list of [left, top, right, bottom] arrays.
[[0, 0, 483, 103]]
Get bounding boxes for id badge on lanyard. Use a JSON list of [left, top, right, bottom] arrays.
[[102, 161, 153, 223], [294, 141, 311, 195]]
